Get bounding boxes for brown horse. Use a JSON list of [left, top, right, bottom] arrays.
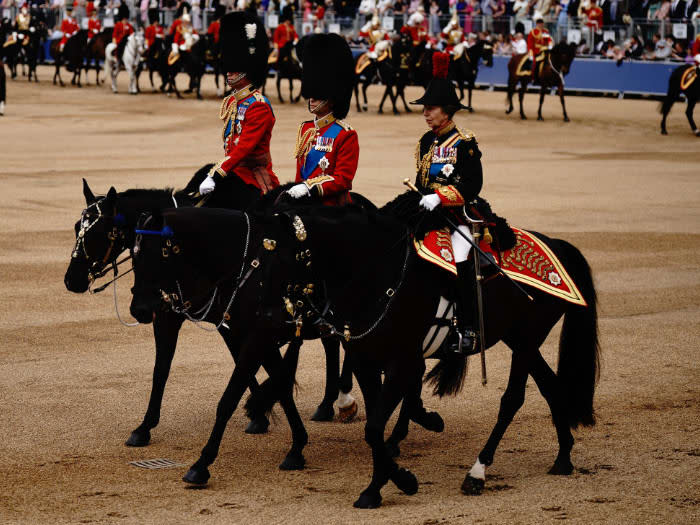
[[83, 28, 112, 85], [506, 42, 576, 122]]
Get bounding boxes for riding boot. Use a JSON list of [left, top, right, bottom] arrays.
[[449, 260, 480, 356]]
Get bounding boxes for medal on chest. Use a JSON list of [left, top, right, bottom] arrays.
[[314, 135, 334, 152], [432, 146, 457, 164]]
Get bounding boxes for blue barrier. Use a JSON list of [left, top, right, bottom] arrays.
[[476, 56, 683, 96]]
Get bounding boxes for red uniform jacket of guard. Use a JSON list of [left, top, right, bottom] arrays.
[[144, 23, 164, 48], [113, 21, 134, 45], [169, 18, 182, 35], [59, 16, 79, 46], [213, 91, 279, 192], [173, 24, 194, 46], [401, 25, 426, 45], [526, 27, 552, 55], [294, 118, 359, 206], [207, 20, 220, 44], [87, 18, 101, 39], [273, 23, 297, 48]]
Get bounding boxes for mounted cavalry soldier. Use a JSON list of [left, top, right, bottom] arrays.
[[269, 6, 298, 65], [287, 33, 358, 206], [399, 10, 426, 46], [358, 12, 390, 60], [58, 4, 80, 52], [206, 4, 226, 46], [411, 51, 484, 354], [199, 11, 278, 198], [86, 3, 102, 43], [11, 3, 32, 47], [110, 4, 134, 58], [440, 11, 464, 55], [144, 5, 165, 50], [526, 18, 553, 83], [169, 4, 199, 65]]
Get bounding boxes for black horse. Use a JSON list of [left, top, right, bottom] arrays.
[[134, 196, 599, 508], [268, 39, 303, 104], [83, 28, 112, 85], [49, 30, 88, 87], [164, 36, 206, 99], [354, 46, 398, 114], [660, 63, 700, 137], [201, 33, 223, 96], [506, 42, 577, 121], [451, 39, 494, 111], [389, 32, 416, 113], [140, 36, 169, 92]]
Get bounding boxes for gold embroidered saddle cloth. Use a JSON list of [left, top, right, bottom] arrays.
[[414, 227, 587, 306]]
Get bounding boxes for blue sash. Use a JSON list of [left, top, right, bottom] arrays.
[[224, 94, 273, 141], [429, 133, 462, 178], [301, 122, 342, 180]]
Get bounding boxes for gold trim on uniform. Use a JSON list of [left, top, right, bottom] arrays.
[[314, 113, 336, 129], [219, 85, 255, 141], [435, 185, 464, 206], [304, 175, 335, 195], [210, 157, 230, 178]]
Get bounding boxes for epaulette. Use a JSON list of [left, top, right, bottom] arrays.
[[253, 92, 266, 103], [336, 119, 353, 131], [457, 127, 476, 141]]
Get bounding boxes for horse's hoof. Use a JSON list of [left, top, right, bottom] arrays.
[[393, 110, 400, 115], [378, 109, 383, 114], [414, 411, 444, 433], [390, 467, 418, 495], [279, 452, 305, 471], [353, 490, 382, 509], [660, 129, 668, 135], [461, 475, 484, 495], [385, 441, 400, 458], [405, 108, 412, 113], [694, 129, 700, 137], [548, 458, 574, 475], [183, 466, 210, 485], [467, 107, 474, 113], [520, 115, 527, 120], [125, 429, 151, 447], [310, 403, 334, 422], [244, 416, 269, 435], [505, 108, 512, 114], [537, 116, 544, 121], [564, 116, 570, 122], [337, 400, 358, 423]]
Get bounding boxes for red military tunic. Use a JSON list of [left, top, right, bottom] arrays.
[[59, 16, 79, 47], [169, 18, 182, 36], [526, 27, 552, 57], [273, 22, 297, 49], [87, 17, 101, 39], [401, 25, 427, 46], [173, 23, 194, 47], [144, 23, 164, 48], [207, 20, 220, 44], [294, 114, 359, 206], [113, 20, 134, 45], [211, 87, 279, 193]]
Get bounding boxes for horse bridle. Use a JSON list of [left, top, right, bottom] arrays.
[[72, 198, 133, 294]]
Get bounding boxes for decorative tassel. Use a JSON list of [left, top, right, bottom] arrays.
[[432, 52, 450, 80]]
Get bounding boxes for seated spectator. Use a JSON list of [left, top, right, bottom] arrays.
[[651, 0, 670, 19], [624, 35, 644, 58], [669, 36, 686, 60], [576, 37, 590, 53], [653, 32, 672, 58], [495, 32, 513, 53], [642, 41, 657, 59]]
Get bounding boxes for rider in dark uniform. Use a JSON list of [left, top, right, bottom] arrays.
[[411, 51, 483, 354]]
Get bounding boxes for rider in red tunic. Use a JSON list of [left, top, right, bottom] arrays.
[[527, 18, 552, 82], [400, 11, 427, 46], [112, 4, 134, 56], [206, 5, 225, 45], [144, 7, 164, 49], [273, 6, 298, 50], [59, 5, 79, 52], [86, 4, 101, 41], [199, 12, 278, 197], [287, 33, 358, 206]]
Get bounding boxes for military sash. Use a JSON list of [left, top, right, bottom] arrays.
[[428, 131, 462, 178], [301, 122, 342, 180], [224, 93, 273, 143]]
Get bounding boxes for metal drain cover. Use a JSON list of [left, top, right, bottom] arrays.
[[129, 458, 185, 469]]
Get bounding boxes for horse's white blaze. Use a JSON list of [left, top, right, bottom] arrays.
[[422, 297, 454, 358], [469, 458, 486, 480], [337, 391, 355, 409]]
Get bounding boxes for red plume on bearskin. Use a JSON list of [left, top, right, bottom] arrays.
[[432, 52, 450, 80]]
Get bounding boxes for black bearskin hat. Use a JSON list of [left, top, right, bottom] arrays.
[[281, 5, 294, 23], [117, 3, 130, 21], [301, 33, 354, 120], [175, 2, 191, 18], [220, 12, 269, 88], [213, 3, 226, 20], [410, 52, 467, 109], [148, 7, 159, 24]]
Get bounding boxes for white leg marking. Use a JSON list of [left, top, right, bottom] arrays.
[[336, 391, 355, 409], [469, 458, 486, 480]]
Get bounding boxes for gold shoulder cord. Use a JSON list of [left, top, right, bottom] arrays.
[[417, 141, 437, 188], [219, 95, 237, 142], [293, 124, 317, 160], [458, 127, 475, 141]]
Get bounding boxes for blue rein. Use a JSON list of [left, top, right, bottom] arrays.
[[135, 225, 174, 238]]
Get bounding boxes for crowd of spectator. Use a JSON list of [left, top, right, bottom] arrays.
[[3, 0, 699, 60]]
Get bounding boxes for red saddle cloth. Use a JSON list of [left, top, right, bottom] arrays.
[[414, 227, 587, 306]]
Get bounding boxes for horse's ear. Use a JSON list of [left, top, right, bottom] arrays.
[[83, 178, 96, 204], [104, 187, 117, 207]]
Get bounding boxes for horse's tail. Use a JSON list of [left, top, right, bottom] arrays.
[[244, 340, 301, 419], [425, 350, 468, 398], [557, 240, 600, 429]]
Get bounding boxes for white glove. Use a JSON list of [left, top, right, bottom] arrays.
[[419, 193, 441, 211], [287, 184, 310, 199], [199, 175, 216, 195]]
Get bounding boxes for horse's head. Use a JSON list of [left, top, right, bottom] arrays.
[[64, 180, 127, 293], [552, 42, 576, 76], [133, 30, 146, 56], [480, 39, 494, 68]]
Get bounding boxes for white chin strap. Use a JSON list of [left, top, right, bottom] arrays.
[[227, 73, 246, 87], [309, 99, 329, 115]]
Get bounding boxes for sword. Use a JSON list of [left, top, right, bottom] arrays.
[[403, 178, 533, 301]]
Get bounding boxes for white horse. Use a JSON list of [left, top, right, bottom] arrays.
[[105, 31, 145, 95]]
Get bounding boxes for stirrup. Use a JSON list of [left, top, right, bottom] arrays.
[[450, 329, 479, 356]]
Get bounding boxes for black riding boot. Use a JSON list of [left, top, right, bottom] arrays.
[[450, 260, 480, 356]]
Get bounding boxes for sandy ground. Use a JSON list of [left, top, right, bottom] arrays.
[[1, 66, 699, 525]]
